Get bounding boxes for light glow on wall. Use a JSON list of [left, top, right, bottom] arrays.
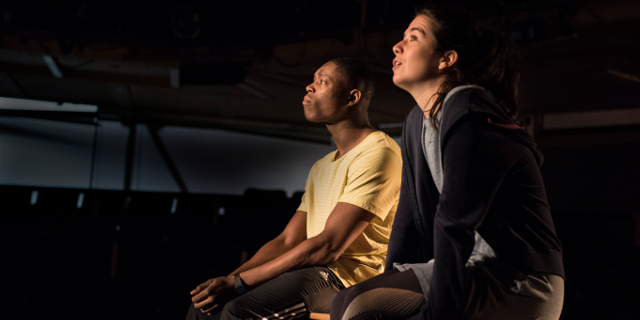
[[0, 97, 98, 113]]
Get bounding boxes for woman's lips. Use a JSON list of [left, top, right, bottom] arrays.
[[392, 59, 402, 70]]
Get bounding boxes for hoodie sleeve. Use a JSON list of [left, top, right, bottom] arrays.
[[386, 165, 425, 270], [422, 114, 514, 320]]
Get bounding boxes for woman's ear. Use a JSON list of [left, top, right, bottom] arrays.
[[347, 89, 362, 107], [439, 50, 458, 69]]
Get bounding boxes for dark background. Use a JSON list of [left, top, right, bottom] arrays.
[[1, 0, 639, 319]]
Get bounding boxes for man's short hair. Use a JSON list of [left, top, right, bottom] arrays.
[[329, 57, 375, 104]]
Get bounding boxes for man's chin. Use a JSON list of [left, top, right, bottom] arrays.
[[303, 111, 320, 123], [304, 116, 329, 126], [303, 114, 315, 123]]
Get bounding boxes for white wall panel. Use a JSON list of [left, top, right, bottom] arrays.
[[0, 117, 336, 196]]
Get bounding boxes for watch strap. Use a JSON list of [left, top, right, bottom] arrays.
[[234, 274, 248, 295]]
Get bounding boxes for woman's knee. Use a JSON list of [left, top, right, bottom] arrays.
[[331, 283, 373, 320], [332, 287, 349, 304], [332, 284, 366, 308]]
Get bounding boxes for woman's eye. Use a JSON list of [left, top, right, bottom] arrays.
[[410, 35, 417, 41]]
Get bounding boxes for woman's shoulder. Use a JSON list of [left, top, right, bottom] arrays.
[[441, 86, 507, 133], [443, 85, 494, 115], [443, 85, 486, 106], [404, 105, 424, 129]]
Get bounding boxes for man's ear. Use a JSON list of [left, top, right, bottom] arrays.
[[439, 50, 458, 69], [347, 89, 362, 107]]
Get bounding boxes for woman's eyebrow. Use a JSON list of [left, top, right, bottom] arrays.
[[409, 27, 426, 36], [403, 27, 425, 38]]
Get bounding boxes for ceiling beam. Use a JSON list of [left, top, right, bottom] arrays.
[[0, 61, 172, 88]]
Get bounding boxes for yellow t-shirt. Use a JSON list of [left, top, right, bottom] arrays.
[[297, 131, 402, 287]]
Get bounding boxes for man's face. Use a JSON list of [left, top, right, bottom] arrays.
[[302, 62, 349, 124]]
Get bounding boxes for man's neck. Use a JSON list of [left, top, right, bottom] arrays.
[[326, 120, 376, 160]]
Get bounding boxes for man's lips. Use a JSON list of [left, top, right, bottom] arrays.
[[302, 96, 311, 105]]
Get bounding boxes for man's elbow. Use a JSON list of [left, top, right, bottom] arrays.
[[314, 238, 343, 264], [324, 247, 343, 264]]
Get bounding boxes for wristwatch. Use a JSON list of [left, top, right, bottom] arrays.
[[234, 274, 248, 295]]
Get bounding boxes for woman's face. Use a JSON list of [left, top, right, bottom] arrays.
[[392, 15, 445, 91]]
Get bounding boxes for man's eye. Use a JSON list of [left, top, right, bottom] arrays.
[[320, 80, 326, 84]]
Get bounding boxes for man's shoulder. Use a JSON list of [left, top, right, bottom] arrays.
[[354, 131, 401, 160], [348, 132, 402, 171]]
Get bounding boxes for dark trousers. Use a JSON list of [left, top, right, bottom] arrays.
[[187, 266, 345, 320]]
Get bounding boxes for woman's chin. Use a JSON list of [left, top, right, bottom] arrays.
[[391, 75, 402, 87], [392, 76, 410, 91]]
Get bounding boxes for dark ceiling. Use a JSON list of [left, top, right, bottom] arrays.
[[1, 0, 639, 143]]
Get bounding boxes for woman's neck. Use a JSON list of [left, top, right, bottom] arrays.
[[409, 76, 446, 118]]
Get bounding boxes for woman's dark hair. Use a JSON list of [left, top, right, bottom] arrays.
[[329, 57, 375, 104], [417, 4, 521, 127]]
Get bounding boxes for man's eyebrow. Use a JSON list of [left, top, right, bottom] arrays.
[[316, 72, 332, 79]]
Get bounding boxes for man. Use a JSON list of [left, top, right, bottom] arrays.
[[187, 57, 402, 320]]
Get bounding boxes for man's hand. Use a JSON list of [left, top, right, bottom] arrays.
[[190, 275, 236, 314]]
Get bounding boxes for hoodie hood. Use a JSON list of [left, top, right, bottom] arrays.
[[439, 86, 544, 166]]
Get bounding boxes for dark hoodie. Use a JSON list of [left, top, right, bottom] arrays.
[[386, 87, 564, 320]]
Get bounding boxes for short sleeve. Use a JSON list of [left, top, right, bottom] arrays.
[[296, 162, 317, 213], [338, 147, 402, 219], [296, 192, 308, 212], [297, 194, 308, 213]]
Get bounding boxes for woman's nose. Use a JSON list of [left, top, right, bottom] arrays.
[[392, 40, 403, 54]]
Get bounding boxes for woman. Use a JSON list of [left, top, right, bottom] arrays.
[[330, 5, 565, 320]]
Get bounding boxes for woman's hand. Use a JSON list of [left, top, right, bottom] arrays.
[[190, 275, 237, 315]]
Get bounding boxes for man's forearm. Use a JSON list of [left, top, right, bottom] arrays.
[[239, 234, 339, 288], [228, 237, 297, 276], [235, 203, 373, 290]]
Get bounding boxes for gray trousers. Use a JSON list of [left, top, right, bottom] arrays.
[[464, 266, 564, 320], [332, 261, 564, 320], [187, 266, 345, 320]]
